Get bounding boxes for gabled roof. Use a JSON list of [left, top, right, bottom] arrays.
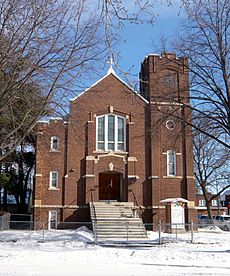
[[70, 69, 148, 104]]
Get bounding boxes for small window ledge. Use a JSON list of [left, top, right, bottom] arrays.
[[162, 176, 182, 179], [48, 188, 60, 191], [93, 150, 128, 155]]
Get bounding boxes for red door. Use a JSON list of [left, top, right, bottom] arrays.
[[99, 173, 121, 201]]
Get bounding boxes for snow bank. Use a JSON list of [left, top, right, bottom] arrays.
[[0, 228, 229, 275]]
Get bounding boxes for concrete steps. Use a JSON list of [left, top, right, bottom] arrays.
[[89, 202, 147, 241]]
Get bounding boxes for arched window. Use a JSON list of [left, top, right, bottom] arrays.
[[51, 136, 59, 151], [96, 114, 126, 151], [161, 71, 178, 99], [167, 150, 176, 176]]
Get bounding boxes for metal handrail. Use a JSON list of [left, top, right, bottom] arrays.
[[88, 189, 97, 224], [128, 189, 143, 218]]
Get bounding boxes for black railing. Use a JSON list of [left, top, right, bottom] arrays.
[[128, 189, 143, 218]]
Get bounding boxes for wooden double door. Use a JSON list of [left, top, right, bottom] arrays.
[[99, 172, 121, 201]]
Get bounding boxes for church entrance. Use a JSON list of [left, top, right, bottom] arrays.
[[99, 172, 121, 201]]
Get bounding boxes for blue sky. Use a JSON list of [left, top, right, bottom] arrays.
[[108, 1, 185, 81]]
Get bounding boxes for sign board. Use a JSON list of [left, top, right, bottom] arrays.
[[171, 202, 185, 229]]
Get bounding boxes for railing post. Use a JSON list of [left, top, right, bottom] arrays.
[[190, 222, 194, 243], [158, 220, 161, 245], [94, 222, 97, 245], [175, 224, 178, 242], [42, 222, 45, 243], [126, 221, 128, 243]]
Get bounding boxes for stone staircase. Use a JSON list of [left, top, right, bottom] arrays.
[[89, 202, 147, 242]]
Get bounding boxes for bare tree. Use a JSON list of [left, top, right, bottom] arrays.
[[0, 0, 107, 161], [193, 118, 230, 220], [176, 0, 230, 148], [0, 0, 172, 163]]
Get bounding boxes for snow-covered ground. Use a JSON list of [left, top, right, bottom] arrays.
[[0, 227, 230, 276]]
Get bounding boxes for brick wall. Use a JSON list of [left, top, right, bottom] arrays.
[[33, 54, 197, 227]]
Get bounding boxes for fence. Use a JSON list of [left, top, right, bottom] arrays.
[[1, 219, 227, 245]]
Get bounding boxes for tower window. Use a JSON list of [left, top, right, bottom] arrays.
[[167, 150, 176, 176], [161, 71, 178, 99], [96, 114, 126, 151], [51, 136, 59, 151]]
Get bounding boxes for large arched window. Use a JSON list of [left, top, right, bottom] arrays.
[[96, 114, 126, 151]]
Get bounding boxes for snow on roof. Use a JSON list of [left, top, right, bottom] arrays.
[[37, 117, 67, 124], [70, 70, 148, 104], [160, 198, 190, 204]]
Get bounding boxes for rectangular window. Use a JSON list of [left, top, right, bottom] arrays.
[[50, 171, 58, 189], [212, 199, 218, 207], [117, 117, 125, 151], [199, 200, 206, 207], [51, 136, 59, 151], [96, 114, 126, 152], [97, 116, 105, 150], [48, 210, 57, 230], [108, 115, 115, 150], [167, 150, 176, 176]]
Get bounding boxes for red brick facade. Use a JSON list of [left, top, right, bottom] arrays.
[[33, 53, 197, 228]]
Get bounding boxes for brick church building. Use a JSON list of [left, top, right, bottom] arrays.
[[33, 53, 197, 229]]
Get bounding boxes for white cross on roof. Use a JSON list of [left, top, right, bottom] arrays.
[[107, 56, 115, 74]]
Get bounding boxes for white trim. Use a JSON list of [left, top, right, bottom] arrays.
[[33, 204, 79, 208], [70, 71, 149, 104], [35, 174, 42, 177], [50, 136, 60, 151], [49, 171, 59, 189], [86, 156, 96, 160], [148, 176, 159, 179], [150, 101, 183, 106], [167, 150, 176, 177], [82, 174, 95, 178], [166, 120, 175, 130], [93, 151, 128, 155], [37, 120, 49, 124], [37, 118, 67, 124], [160, 198, 189, 204], [127, 157, 137, 162], [145, 53, 161, 58], [107, 66, 115, 75], [163, 152, 181, 155], [95, 152, 127, 163], [96, 114, 126, 152], [70, 74, 110, 101], [128, 175, 139, 179], [50, 117, 63, 120], [163, 176, 181, 179], [48, 188, 60, 191]]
